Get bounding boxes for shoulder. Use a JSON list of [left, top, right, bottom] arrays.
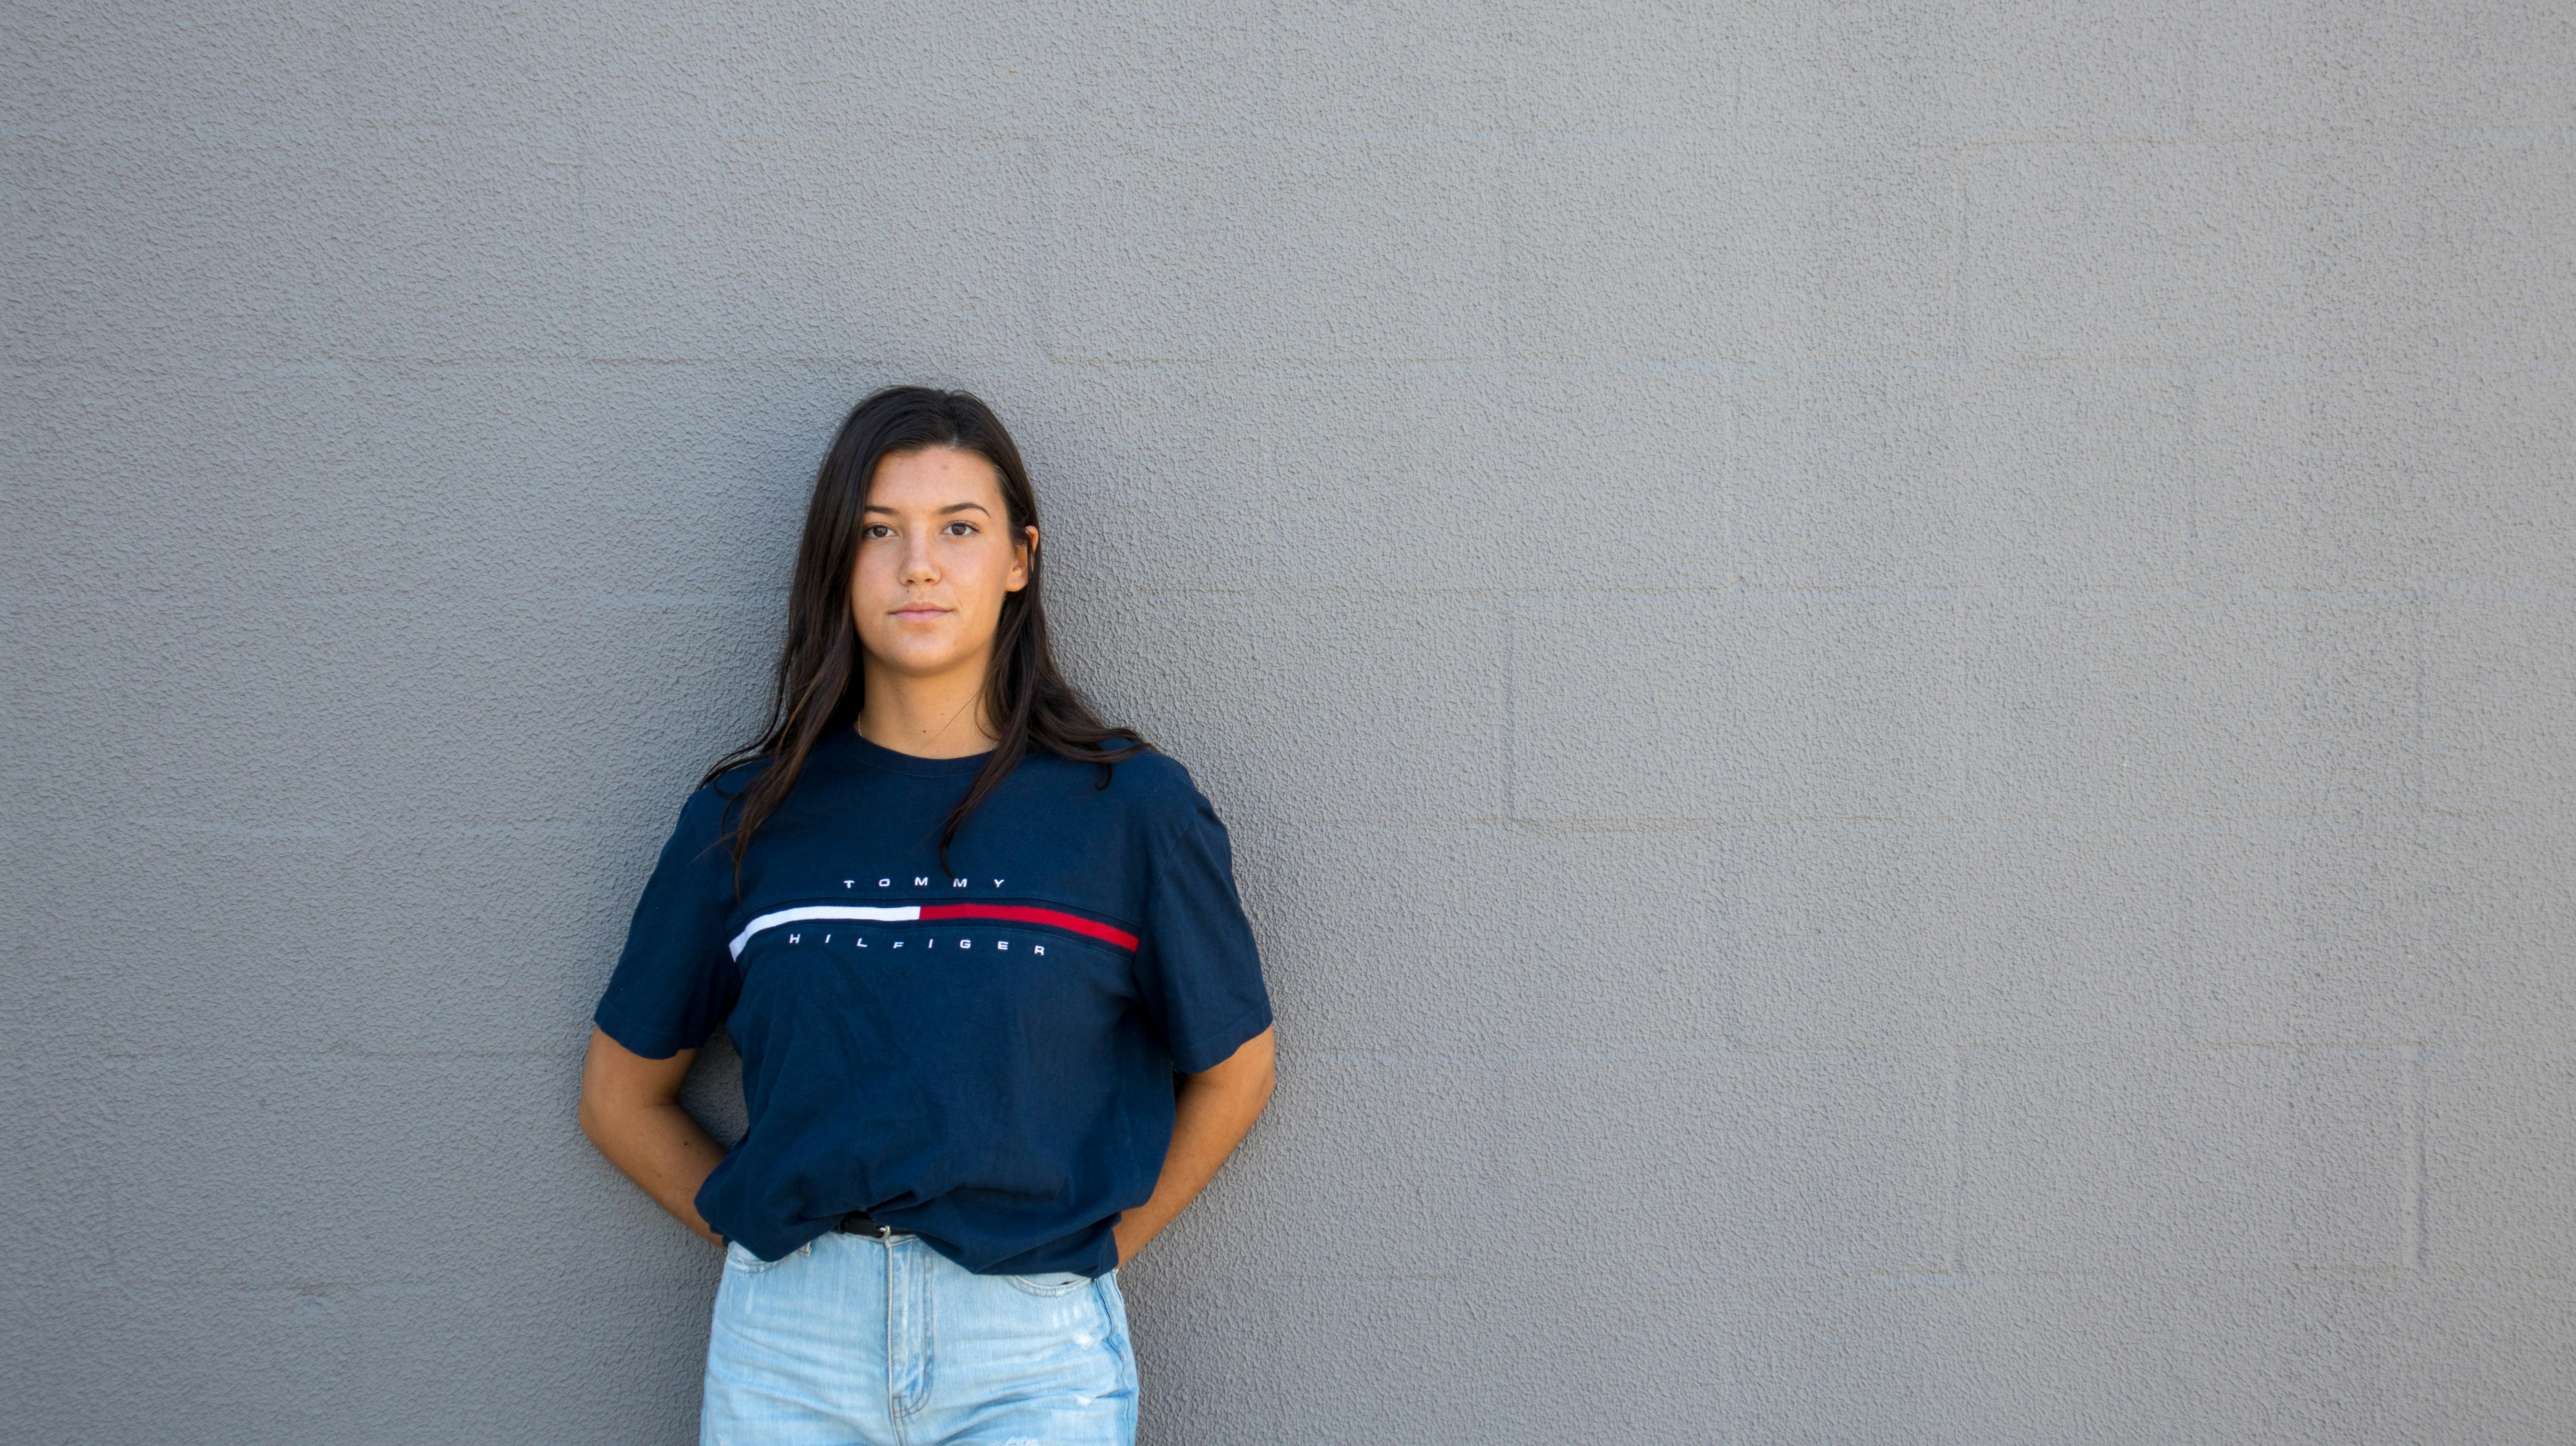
[[674, 756, 773, 836], [707, 754, 774, 795], [1104, 746, 1200, 800], [1018, 742, 1214, 825], [1101, 747, 1224, 835]]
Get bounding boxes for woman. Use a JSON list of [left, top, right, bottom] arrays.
[[578, 386, 1276, 1446]]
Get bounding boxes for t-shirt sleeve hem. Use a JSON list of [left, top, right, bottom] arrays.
[[1168, 999, 1274, 1076], [591, 1001, 703, 1061]]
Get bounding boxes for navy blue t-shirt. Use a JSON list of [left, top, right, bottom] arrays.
[[592, 729, 1272, 1277]]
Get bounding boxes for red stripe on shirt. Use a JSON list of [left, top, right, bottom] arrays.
[[919, 903, 1140, 952]]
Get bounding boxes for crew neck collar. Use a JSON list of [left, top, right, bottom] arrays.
[[838, 727, 995, 778]]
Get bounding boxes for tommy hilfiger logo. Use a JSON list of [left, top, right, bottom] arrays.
[[845, 878, 1006, 889], [728, 903, 1138, 959], [781, 933, 1046, 955]]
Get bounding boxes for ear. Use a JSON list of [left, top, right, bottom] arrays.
[[1006, 524, 1036, 594]]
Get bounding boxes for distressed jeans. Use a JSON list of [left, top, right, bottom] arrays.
[[701, 1230, 1138, 1446]]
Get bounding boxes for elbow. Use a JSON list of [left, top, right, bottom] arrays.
[[576, 1067, 626, 1152]]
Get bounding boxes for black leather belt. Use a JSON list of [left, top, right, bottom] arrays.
[[835, 1210, 896, 1239]]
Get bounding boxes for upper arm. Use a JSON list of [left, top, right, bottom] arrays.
[[1183, 1025, 1275, 1096], [580, 1025, 696, 1119]]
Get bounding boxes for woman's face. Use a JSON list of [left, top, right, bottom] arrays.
[[850, 445, 1033, 682]]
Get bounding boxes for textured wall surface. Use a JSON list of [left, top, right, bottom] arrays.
[[6, 2, 2574, 1442]]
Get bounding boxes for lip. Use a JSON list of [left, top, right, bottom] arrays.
[[890, 605, 952, 621]]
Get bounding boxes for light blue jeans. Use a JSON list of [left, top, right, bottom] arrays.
[[701, 1230, 1137, 1446]]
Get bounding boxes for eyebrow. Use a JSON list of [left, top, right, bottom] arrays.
[[861, 502, 992, 517]]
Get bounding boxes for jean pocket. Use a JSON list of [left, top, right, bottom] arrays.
[[725, 1240, 795, 1275], [1004, 1270, 1093, 1297]]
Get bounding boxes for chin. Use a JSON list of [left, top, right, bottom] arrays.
[[876, 643, 975, 677]]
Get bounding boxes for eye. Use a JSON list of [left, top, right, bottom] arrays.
[[862, 524, 893, 539], [943, 520, 978, 536]]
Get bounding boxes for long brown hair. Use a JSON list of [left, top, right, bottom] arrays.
[[703, 386, 1145, 881]]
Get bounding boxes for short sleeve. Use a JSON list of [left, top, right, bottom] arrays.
[[592, 784, 742, 1059], [1133, 782, 1274, 1074]]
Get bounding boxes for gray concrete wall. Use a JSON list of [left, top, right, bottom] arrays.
[[6, 2, 2572, 1441]]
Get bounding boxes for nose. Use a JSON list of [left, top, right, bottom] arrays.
[[901, 529, 939, 586]]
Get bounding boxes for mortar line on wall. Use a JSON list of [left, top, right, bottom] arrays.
[[2179, 362, 2203, 576], [2408, 589, 2430, 826], [1501, 601, 1517, 822], [2403, 1042, 2426, 1272], [1945, 135, 1969, 362], [1942, 1041, 1962, 1275], [1950, 587, 1969, 836], [2182, 7, 2203, 139]]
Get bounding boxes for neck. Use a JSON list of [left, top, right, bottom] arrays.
[[855, 652, 1000, 759]]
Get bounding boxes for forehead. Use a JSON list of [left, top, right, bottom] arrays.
[[865, 446, 1005, 510]]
